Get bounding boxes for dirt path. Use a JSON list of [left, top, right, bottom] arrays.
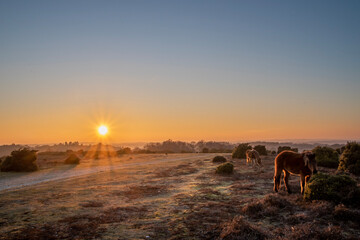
[[0, 154, 217, 192]]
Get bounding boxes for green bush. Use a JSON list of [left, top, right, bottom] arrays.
[[232, 143, 252, 159], [254, 145, 267, 156], [212, 156, 227, 163], [216, 162, 234, 174], [0, 148, 38, 172], [312, 146, 339, 168], [277, 146, 298, 154], [338, 142, 360, 175], [304, 173, 359, 205], [64, 153, 80, 164]]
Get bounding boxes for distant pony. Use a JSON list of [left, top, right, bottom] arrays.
[[273, 151, 317, 194], [246, 149, 262, 168]]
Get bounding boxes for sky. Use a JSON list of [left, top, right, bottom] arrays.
[[0, 0, 359, 144]]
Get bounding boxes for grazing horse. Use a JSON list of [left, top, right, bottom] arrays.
[[273, 151, 317, 194], [246, 149, 262, 168]]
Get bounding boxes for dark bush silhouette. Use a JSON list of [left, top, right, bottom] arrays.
[[202, 147, 209, 153], [64, 153, 80, 164], [117, 147, 132, 155], [212, 156, 227, 163], [232, 143, 252, 159], [277, 146, 298, 154], [0, 148, 38, 172], [312, 146, 339, 168], [216, 162, 234, 174], [338, 142, 360, 175], [304, 173, 359, 205], [254, 145, 267, 156]]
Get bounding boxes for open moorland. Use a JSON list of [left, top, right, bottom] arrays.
[[0, 153, 359, 240]]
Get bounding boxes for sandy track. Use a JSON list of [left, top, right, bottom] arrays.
[[0, 154, 216, 192]]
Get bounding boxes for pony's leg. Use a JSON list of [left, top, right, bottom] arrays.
[[283, 170, 291, 194], [274, 169, 281, 192], [300, 174, 306, 194]]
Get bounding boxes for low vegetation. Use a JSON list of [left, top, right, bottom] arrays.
[[64, 153, 80, 164], [312, 146, 339, 168], [304, 173, 359, 205], [216, 162, 234, 174], [338, 141, 360, 175], [219, 216, 267, 240], [232, 143, 252, 159], [212, 156, 227, 163], [116, 147, 132, 155], [1, 153, 359, 239], [0, 148, 38, 172]]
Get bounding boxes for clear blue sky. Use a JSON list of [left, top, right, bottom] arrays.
[[0, 0, 359, 143]]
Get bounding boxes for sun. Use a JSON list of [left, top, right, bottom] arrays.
[[98, 125, 108, 136]]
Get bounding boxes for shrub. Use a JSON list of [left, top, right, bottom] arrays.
[[338, 142, 360, 175], [117, 147, 132, 155], [304, 173, 359, 205], [216, 162, 234, 174], [232, 143, 252, 159], [202, 147, 209, 153], [64, 153, 80, 164], [277, 146, 298, 154], [312, 146, 339, 168], [220, 216, 267, 240], [0, 148, 38, 172], [333, 204, 360, 223], [212, 156, 227, 163], [254, 145, 267, 155]]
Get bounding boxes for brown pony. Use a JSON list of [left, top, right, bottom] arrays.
[[246, 149, 262, 168], [273, 151, 317, 194]]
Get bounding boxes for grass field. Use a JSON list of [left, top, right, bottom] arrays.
[[0, 153, 359, 240]]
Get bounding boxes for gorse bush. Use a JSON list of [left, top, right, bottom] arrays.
[[0, 148, 38, 172], [254, 145, 267, 156], [232, 143, 252, 159], [216, 162, 234, 174], [212, 156, 227, 163], [304, 173, 359, 205], [338, 142, 360, 175], [277, 146, 298, 154], [64, 153, 80, 164], [312, 146, 339, 168]]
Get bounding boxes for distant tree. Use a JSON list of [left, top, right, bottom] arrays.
[[202, 148, 209, 153], [254, 145, 267, 156], [232, 143, 252, 159]]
